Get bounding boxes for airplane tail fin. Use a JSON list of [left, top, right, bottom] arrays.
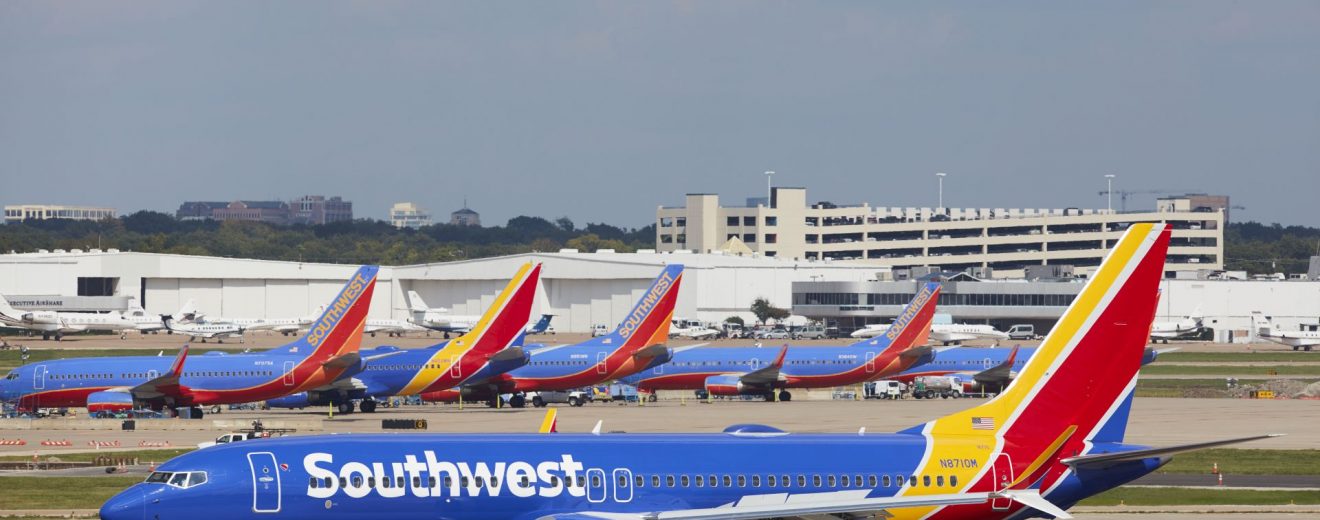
[[527, 314, 554, 334], [848, 281, 940, 352], [911, 222, 1168, 446], [0, 294, 22, 323], [582, 265, 684, 353], [445, 263, 542, 359], [265, 266, 379, 360], [898, 224, 1169, 505], [1251, 312, 1271, 336], [175, 299, 197, 322], [406, 290, 434, 313]]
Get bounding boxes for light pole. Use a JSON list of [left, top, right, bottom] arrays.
[[765, 170, 775, 207], [935, 172, 947, 210], [1105, 174, 1116, 213]]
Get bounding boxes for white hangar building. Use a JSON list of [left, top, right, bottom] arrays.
[[0, 250, 881, 333]]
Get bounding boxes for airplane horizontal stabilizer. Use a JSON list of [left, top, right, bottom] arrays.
[[1062, 434, 1282, 469], [490, 346, 527, 362]]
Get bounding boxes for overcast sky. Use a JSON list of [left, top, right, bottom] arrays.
[[2, 2, 1317, 228]]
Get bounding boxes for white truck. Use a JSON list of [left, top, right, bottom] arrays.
[[524, 390, 593, 407], [864, 380, 907, 400], [197, 432, 269, 449]]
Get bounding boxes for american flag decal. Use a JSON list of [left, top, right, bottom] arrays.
[[972, 417, 995, 430]]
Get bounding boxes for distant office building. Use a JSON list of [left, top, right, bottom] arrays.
[[175, 201, 229, 221], [450, 207, 481, 227], [390, 202, 432, 229], [290, 195, 353, 225], [212, 201, 291, 224], [657, 187, 1224, 278], [1157, 194, 1232, 224], [4, 204, 116, 223]]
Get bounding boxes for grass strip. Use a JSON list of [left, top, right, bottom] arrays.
[[1080, 486, 1320, 506]]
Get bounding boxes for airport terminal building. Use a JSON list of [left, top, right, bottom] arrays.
[[656, 188, 1225, 278], [2, 247, 1316, 339]]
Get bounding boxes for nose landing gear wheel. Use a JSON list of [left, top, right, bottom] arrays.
[[778, 390, 792, 402]]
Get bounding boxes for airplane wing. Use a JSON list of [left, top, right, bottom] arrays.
[[321, 352, 362, 370], [738, 345, 788, 386], [130, 345, 190, 400], [971, 345, 1020, 385], [532, 489, 1072, 520], [1062, 434, 1282, 469]]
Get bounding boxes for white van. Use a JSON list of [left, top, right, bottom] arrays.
[[1007, 324, 1037, 340]]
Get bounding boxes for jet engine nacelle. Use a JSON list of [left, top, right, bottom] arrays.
[[267, 392, 313, 409], [86, 391, 135, 414], [20, 310, 58, 324]]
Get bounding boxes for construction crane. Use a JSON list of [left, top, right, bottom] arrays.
[[1096, 189, 1194, 212]]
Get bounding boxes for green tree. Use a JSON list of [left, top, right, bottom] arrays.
[[724, 316, 745, 327], [750, 297, 790, 325]]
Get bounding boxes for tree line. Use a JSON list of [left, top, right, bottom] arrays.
[[0, 211, 655, 265], [1, 214, 1315, 274]]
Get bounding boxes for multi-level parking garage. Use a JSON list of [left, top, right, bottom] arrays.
[[656, 188, 1224, 278]]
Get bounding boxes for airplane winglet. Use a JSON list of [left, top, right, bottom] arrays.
[[168, 344, 189, 377], [771, 344, 789, 368], [591, 420, 603, 436], [538, 409, 558, 434]]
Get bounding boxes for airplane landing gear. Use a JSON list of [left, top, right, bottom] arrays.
[[509, 394, 526, 408], [778, 390, 793, 402], [337, 402, 355, 414], [360, 400, 377, 413]]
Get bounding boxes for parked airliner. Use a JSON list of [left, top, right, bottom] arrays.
[[853, 322, 1009, 345], [267, 263, 540, 412], [0, 266, 379, 416], [419, 265, 683, 408], [98, 224, 1277, 520], [619, 282, 940, 401]]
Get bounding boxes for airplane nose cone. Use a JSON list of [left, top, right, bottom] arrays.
[[99, 487, 144, 520]]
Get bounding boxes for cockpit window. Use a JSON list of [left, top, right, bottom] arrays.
[[3, 371, 17, 380], [146, 471, 209, 488]]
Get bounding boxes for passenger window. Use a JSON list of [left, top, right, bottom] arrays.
[[368, 478, 376, 487], [414, 476, 422, 488], [923, 476, 931, 487], [619, 475, 628, 487], [950, 475, 958, 487], [429, 477, 437, 487], [666, 475, 675, 487], [491, 477, 499, 488], [752, 475, 761, 487], [398, 476, 405, 488], [723, 475, 732, 487], [460, 477, 469, 488], [382, 477, 392, 488], [695, 475, 704, 487], [324, 477, 334, 488], [709, 475, 718, 488], [767, 475, 776, 488], [340, 477, 348, 488], [681, 475, 690, 487], [781, 475, 790, 488], [868, 475, 877, 487], [937, 476, 945, 487], [882, 475, 891, 487], [812, 475, 822, 487], [653, 475, 661, 487], [309, 477, 319, 488], [840, 474, 850, 487], [855, 475, 863, 487], [796, 475, 805, 487], [828, 475, 836, 487], [909, 476, 917, 487], [352, 476, 363, 487], [737, 475, 746, 487]]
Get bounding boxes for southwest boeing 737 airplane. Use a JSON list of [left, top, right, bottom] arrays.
[[99, 224, 1280, 520], [267, 263, 541, 412], [0, 266, 379, 417], [419, 265, 684, 408], [618, 282, 940, 402]]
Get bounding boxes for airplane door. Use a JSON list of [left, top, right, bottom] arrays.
[[586, 468, 606, 503], [990, 453, 1014, 510], [596, 352, 609, 375], [865, 351, 877, 374], [612, 468, 633, 503], [449, 358, 462, 379], [33, 365, 47, 390], [282, 361, 295, 386], [247, 452, 282, 513]]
